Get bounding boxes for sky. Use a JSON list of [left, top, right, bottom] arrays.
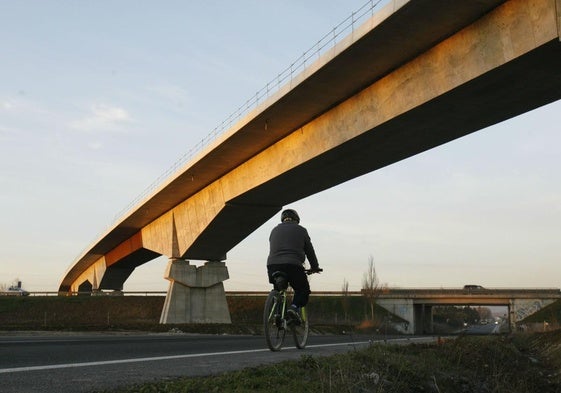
[[1, 1, 560, 294]]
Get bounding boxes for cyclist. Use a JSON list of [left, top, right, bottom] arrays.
[[267, 208, 321, 321]]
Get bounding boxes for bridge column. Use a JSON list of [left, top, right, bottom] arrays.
[[414, 304, 434, 334], [509, 299, 516, 332], [159, 258, 231, 324]]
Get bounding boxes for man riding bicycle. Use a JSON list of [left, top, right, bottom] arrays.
[[267, 209, 322, 321]]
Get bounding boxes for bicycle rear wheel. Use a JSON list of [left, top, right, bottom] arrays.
[[263, 290, 285, 351], [291, 306, 309, 349]]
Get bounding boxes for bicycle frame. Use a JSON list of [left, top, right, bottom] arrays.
[[263, 268, 319, 351], [267, 289, 306, 324], [268, 290, 287, 325], [264, 287, 309, 351]]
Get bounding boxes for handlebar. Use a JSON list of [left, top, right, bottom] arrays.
[[305, 268, 323, 275]]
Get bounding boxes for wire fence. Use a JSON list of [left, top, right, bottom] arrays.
[[19, 288, 561, 297], [110, 0, 384, 225], [21, 291, 363, 297]]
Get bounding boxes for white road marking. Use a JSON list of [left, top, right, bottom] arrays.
[[0, 336, 434, 374], [0, 341, 368, 374]]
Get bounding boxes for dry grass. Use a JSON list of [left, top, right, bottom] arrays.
[[98, 334, 561, 393], [3, 296, 561, 392], [0, 295, 387, 333]]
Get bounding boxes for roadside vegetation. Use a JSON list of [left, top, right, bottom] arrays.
[[0, 295, 396, 333], [98, 333, 561, 393], [0, 295, 509, 336], [4, 295, 561, 392]]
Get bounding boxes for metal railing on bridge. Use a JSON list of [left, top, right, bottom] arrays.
[[108, 1, 386, 229], [377, 288, 561, 299]]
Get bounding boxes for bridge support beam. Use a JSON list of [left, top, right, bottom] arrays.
[[509, 298, 556, 332], [415, 304, 434, 335], [377, 300, 438, 335], [377, 299, 415, 335], [159, 259, 231, 324]]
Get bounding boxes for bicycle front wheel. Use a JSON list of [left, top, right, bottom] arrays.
[[263, 290, 285, 351], [292, 306, 309, 349]]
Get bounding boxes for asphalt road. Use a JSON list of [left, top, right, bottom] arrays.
[[0, 332, 430, 393], [463, 321, 504, 335]]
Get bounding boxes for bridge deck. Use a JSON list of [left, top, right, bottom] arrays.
[[60, 0, 561, 294]]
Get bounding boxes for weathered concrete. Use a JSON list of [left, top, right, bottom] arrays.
[[60, 0, 561, 323], [160, 259, 231, 324], [377, 298, 414, 333]]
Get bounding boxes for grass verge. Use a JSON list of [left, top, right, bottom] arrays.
[[97, 334, 561, 393]]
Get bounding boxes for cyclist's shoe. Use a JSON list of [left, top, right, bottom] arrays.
[[286, 307, 302, 326]]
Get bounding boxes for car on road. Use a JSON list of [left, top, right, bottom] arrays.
[[463, 284, 485, 291], [1, 285, 29, 296]]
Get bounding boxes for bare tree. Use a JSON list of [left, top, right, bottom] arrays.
[[362, 255, 381, 320], [341, 278, 350, 322], [477, 306, 493, 323]]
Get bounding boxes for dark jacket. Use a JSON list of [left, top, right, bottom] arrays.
[[267, 221, 319, 269]]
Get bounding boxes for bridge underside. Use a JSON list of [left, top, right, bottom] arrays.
[[378, 297, 558, 334], [232, 40, 561, 209], [60, 0, 561, 323]]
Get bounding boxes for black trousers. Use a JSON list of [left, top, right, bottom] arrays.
[[267, 264, 311, 307]]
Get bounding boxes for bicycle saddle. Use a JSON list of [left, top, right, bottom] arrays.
[[271, 271, 289, 290]]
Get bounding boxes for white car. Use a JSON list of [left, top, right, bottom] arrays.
[[3, 286, 29, 296]]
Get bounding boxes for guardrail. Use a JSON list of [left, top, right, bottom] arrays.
[[16, 291, 364, 297], [0, 291, 169, 297], [9, 288, 561, 297], [380, 288, 561, 297]]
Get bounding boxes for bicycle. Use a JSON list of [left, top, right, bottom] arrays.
[[263, 268, 322, 351]]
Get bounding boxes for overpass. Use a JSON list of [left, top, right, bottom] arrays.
[[59, 0, 561, 324], [375, 287, 561, 334]]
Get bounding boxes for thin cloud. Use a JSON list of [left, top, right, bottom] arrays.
[[88, 141, 103, 150], [148, 84, 190, 105], [0, 125, 18, 143], [0, 94, 50, 115], [0, 125, 16, 134], [1, 96, 27, 114], [1, 100, 15, 111], [69, 103, 132, 133]]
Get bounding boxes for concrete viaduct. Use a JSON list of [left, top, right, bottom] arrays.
[[59, 0, 561, 324], [376, 287, 561, 334]]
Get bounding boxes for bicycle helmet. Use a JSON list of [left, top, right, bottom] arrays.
[[281, 209, 300, 223]]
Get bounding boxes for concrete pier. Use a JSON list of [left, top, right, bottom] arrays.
[[59, 0, 561, 327], [160, 259, 231, 324]]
